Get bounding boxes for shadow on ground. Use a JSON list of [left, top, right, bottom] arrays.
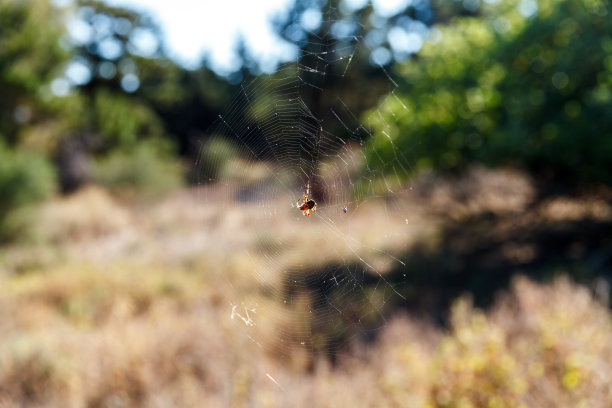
[[292, 171, 612, 361], [391, 207, 612, 319]]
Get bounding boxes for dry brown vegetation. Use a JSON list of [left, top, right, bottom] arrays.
[[1, 169, 611, 407]]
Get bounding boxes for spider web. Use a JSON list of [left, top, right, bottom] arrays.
[[194, 6, 415, 370]]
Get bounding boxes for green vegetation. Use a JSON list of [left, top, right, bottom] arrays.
[[0, 0, 236, 233], [0, 143, 56, 240], [93, 140, 183, 198], [367, 0, 612, 184], [0, 0, 68, 144], [196, 135, 240, 181], [2, 0, 609, 235]]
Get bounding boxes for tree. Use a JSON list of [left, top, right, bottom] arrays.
[[0, 0, 68, 145], [49, 0, 235, 191], [0, 0, 65, 239], [366, 0, 612, 185]]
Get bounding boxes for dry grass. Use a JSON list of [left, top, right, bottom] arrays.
[[0, 169, 611, 407], [431, 277, 612, 408]]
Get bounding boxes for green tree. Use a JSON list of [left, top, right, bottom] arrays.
[[0, 0, 69, 145], [54, 1, 234, 191], [366, 0, 612, 185], [69, 0, 234, 152], [0, 0, 65, 239]]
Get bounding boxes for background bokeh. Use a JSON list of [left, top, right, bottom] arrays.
[[1, 0, 611, 406]]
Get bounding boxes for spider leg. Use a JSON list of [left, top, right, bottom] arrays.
[[305, 209, 310, 216]]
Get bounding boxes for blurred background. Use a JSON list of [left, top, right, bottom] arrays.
[[1, 0, 612, 406]]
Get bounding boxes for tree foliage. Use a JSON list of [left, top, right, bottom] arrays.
[[67, 0, 235, 156], [0, 0, 234, 234], [0, 142, 56, 240], [0, 0, 68, 145], [366, 0, 612, 184]]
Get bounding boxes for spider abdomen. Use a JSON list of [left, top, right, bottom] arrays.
[[298, 200, 316, 211]]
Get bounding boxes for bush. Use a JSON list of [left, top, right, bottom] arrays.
[[93, 140, 184, 199], [92, 89, 165, 150], [194, 135, 240, 183], [429, 276, 612, 407], [0, 143, 56, 241]]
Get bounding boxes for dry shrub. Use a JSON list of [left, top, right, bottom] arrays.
[[430, 276, 612, 407], [0, 306, 256, 407], [1, 267, 612, 407], [35, 186, 132, 243], [2, 261, 205, 330], [0, 338, 65, 406], [2, 180, 612, 407], [414, 166, 535, 219]]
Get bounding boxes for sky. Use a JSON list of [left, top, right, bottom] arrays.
[[98, 0, 413, 74]]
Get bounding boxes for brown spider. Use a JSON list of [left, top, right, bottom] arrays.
[[297, 181, 317, 216]]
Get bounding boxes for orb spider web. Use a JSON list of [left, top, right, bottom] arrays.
[[194, 4, 416, 375]]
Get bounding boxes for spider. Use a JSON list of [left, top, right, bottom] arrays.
[[297, 181, 317, 216]]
